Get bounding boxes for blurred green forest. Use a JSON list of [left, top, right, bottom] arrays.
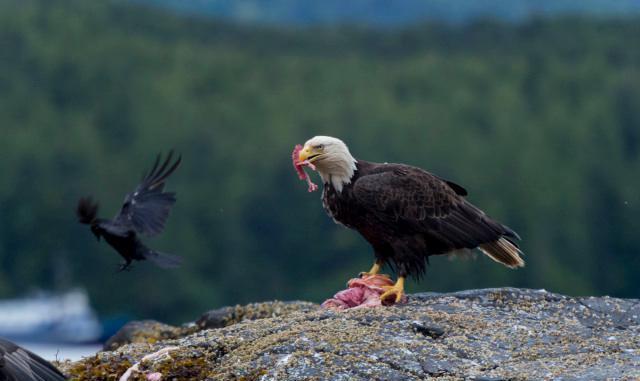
[[0, 0, 639, 323]]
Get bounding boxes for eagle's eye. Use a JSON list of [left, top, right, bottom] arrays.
[[313, 144, 324, 150]]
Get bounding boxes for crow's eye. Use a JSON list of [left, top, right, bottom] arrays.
[[313, 144, 324, 150]]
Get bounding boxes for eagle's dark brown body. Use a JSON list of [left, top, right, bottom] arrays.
[[322, 160, 521, 279]]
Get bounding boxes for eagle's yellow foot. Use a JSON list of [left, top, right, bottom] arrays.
[[359, 261, 383, 277], [380, 277, 405, 304]]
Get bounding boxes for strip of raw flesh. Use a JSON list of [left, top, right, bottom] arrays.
[[292, 144, 318, 192]]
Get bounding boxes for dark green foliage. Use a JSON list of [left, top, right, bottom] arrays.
[[0, 0, 638, 323]]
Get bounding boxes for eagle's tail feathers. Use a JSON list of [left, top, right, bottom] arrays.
[[479, 238, 525, 269]]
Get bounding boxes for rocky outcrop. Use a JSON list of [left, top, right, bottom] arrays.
[[102, 301, 318, 351], [62, 288, 640, 380]]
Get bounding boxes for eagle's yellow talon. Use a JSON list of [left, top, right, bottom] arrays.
[[359, 261, 383, 277], [380, 277, 405, 303]]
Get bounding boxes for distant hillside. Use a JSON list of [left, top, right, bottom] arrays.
[[129, 0, 640, 26], [1, 0, 639, 324]]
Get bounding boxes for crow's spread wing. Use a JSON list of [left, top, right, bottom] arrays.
[[113, 151, 181, 236], [0, 339, 66, 381]]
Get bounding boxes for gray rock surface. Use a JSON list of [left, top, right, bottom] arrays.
[[62, 288, 640, 380], [102, 301, 317, 351]]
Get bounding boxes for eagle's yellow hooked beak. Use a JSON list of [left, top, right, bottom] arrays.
[[298, 145, 321, 162]]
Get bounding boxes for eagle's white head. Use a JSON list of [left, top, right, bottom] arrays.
[[298, 136, 357, 192]]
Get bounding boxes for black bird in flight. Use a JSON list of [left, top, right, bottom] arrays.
[[77, 152, 183, 271], [0, 338, 66, 381]]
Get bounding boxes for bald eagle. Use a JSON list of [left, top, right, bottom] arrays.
[[297, 136, 524, 303]]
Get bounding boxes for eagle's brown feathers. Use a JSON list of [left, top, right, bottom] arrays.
[[323, 160, 524, 278]]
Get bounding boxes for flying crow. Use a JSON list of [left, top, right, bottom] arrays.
[[77, 152, 183, 271]]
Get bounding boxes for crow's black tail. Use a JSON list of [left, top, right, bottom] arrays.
[[77, 197, 99, 225], [145, 250, 183, 269]]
